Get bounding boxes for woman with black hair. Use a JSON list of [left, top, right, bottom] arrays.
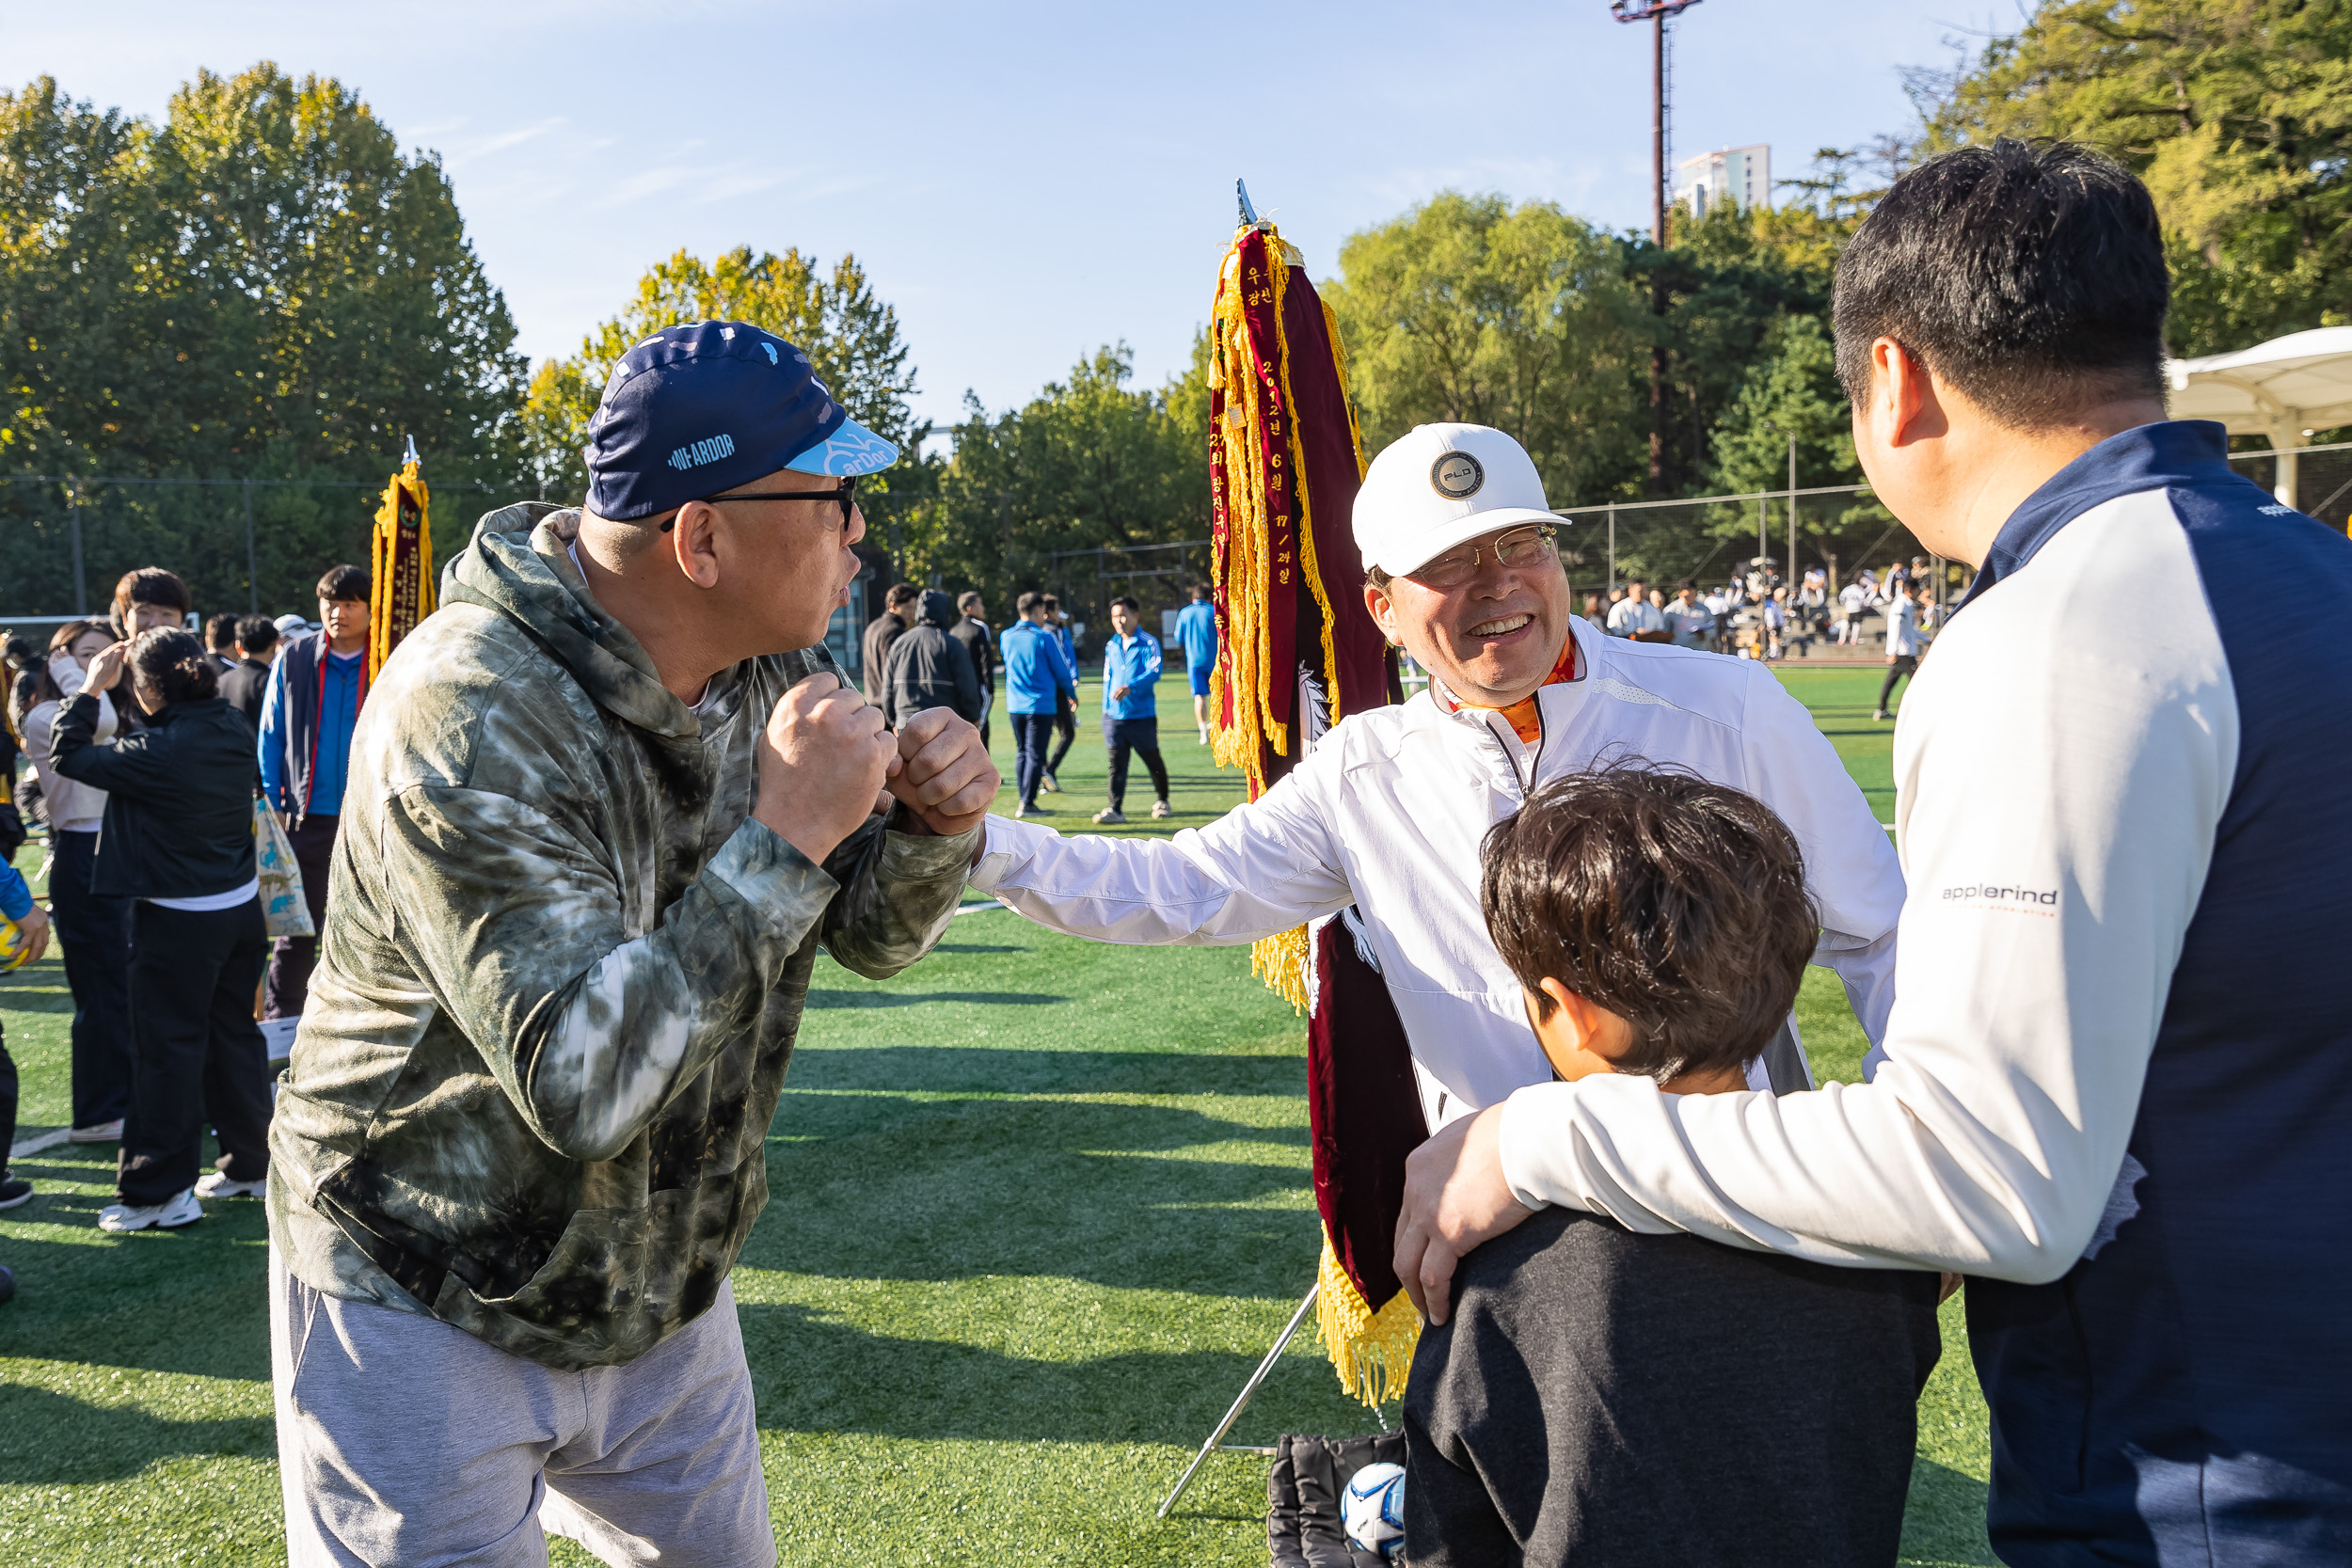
[[10, 620, 137, 1142], [49, 627, 271, 1233]]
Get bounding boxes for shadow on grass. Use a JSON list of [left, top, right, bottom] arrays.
[[747, 1091, 1316, 1295], [0, 1384, 275, 1483], [1901, 1458, 1998, 1566], [805, 990, 1068, 1009], [0, 955, 72, 1013], [785, 1046, 1302, 1099], [0, 1163, 272, 1383], [741, 1301, 1348, 1447]]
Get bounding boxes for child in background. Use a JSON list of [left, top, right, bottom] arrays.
[[1404, 766, 1940, 1568], [0, 857, 53, 1209]]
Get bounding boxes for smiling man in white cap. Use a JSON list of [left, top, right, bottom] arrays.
[[956, 422, 1902, 1141]]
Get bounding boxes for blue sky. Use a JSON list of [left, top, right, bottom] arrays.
[[8, 0, 2007, 434]]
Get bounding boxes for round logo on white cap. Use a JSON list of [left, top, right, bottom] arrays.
[[1431, 451, 1485, 499], [1354, 423, 1561, 578]]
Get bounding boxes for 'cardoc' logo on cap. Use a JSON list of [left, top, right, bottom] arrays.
[[1430, 451, 1485, 499], [667, 433, 737, 471]]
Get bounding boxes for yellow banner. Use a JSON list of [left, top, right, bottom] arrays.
[[370, 458, 435, 677]]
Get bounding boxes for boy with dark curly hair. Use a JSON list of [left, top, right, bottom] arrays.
[[1404, 767, 1942, 1568]]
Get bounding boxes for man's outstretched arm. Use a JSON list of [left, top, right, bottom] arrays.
[[969, 759, 1353, 946]]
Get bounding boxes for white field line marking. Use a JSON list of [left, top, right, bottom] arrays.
[[8, 1127, 72, 1160]]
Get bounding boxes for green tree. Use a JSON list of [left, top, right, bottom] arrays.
[[521, 245, 923, 503], [1931, 0, 2352, 354], [920, 344, 1207, 615], [0, 65, 528, 615], [1706, 313, 1897, 584], [1324, 193, 1649, 508]]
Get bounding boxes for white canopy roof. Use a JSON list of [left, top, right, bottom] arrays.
[[2168, 326, 2352, 441]]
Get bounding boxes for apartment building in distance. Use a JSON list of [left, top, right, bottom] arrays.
[[1676, 145, 1772, 221]]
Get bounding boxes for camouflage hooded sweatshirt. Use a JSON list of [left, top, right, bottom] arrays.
[[267, 503, 977, 1370]]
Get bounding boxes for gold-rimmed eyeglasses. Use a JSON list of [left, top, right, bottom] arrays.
[[1409, 523, 1559, 590]]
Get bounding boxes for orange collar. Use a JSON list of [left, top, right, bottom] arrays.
[[1432, 634, 1580, 744]]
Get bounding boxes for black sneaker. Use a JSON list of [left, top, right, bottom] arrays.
[[0, 1178, 31, 1210]]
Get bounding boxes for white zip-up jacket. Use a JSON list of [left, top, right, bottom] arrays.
[[970, 618, 1905, 1127]]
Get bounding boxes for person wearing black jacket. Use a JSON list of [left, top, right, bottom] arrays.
[[216, 613, 278, 732], [50, 628, 271, 1234], [882, 590, 984, 728], [948, 592, 996, 747]]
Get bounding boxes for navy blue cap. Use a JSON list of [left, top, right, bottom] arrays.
[[583, 321, 900, 521]]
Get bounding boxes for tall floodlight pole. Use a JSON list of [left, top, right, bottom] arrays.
[[1612, 0, 1706, 495]]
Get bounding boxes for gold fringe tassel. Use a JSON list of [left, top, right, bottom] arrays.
[[1315, 1225, 1422, 1409], [1251, 926, 1311, 1015]]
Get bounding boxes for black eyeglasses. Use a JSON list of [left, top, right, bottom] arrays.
[[659, 476, 858, 532]]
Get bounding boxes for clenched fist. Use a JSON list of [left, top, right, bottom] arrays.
[[754, 673, 899, 866], [888, 708, 1001, 837]]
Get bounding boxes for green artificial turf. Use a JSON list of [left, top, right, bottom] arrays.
[[0, 665, 1994, 1567]]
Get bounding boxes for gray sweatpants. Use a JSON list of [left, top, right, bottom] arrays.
[[270, 1250, 774, 1568]]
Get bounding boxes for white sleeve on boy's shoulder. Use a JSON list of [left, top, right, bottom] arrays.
[[1497, 493, 2237, 1282]]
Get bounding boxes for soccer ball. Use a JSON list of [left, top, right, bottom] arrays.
[[1342, 1460, 1407, 1558], [0, 914, 36, 972]]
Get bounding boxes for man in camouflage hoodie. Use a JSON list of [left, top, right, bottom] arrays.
[[266, 323, 996, 1567]]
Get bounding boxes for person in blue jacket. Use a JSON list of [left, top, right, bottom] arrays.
[[256, 562, 372, 1024], [998, 592, 1075, 818], [1173, 582, 1218, 745], [1092, 595, 1170, 825]]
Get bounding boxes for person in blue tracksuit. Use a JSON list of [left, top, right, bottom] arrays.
[[997, 593, 1075, 818], [1091, 595, 1168, 825], [1399, 137, 2352, 1565], [1174, 582, 1218, 744]]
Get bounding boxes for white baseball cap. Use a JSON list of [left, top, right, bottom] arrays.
[[1353, 423, 1561, 577]]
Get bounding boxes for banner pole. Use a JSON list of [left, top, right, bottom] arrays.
[[1156, 1283, 1319, 1519]]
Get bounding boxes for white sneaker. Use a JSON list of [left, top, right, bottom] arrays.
[[68, 1119, 124, 1144], [98, 1188, 203, 1232], [1040, 772, 1060, 793], [195, 1171, 266, 1200], [1091, 808, 1126, 825], [1151, 800, 1173, 819]]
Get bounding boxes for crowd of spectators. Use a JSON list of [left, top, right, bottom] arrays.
[[1585, 557, 1943, 720], [0, 560, 373, 1243], [862, 578, 1223, 825]]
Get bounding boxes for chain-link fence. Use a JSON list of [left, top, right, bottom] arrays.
[[1557, 438, 2352, 607]]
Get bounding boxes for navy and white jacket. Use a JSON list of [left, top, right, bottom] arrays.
[[1500, 421, 2352, 1562]]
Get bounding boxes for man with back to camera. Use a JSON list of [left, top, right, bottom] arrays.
[[256, 564, 374, 1022], [218, 614, 278, 733], [264, 320, 998, 1567], [1396, 139, 2352, 1564], [1174, 580, 1218, 743], [860, 579, 918, 703], [881, 588, 984, 730], [948, 590, 997, 747], [961, 420, 1904, 1162]]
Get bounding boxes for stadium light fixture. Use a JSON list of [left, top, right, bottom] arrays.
[[1610, 0, 1707, 493]]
